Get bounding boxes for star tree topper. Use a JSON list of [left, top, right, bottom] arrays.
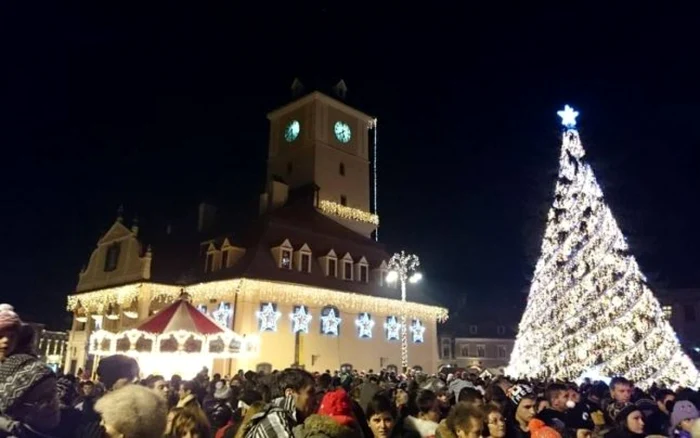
[[385, 316, 401, 341], [356, 312, 375, 338], [320, 309, 342, 336], [410, 319, 426, 343], [290, 306, 312, 334], [256, 303, 281, 332], [557, 105, 579, 129]]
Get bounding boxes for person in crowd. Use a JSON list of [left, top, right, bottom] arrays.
[[0, 304, 60, 438], [564, 400, 594, 438], [606, 378, 633, 424], [145, 374, 169, 399], [403, 390, 441, 438], [506, 384, 537, 438], [178, 381, 203, 410], [439, 403, 483, 438], [170, 407, 212, 438], [365, 394, 419, 438], [481, 403, 507, 438], [76, 354, 140, 438], [670, 400, 700, 438], [457, 388, 484, 409], [205, 380, 234, 434], [241, 368, 316, 438], [94, 384, 167, 438], [232, 402, 267, 438], [53, 375, 83, 437], [535, 398, 549, 415], [293, 388, 363, 438], [537, 383, 569, 433], [645, 389, 675, 435], [584, 382, 607, 430], [360, 375, 382, 413], [605, 403, 645, 438]]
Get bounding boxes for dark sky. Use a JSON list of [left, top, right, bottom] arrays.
[[5, 3, 700, 328]]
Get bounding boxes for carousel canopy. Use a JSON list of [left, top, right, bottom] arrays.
[[138, 295, 227, 335]]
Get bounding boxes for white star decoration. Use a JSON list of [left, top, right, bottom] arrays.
[[410, 320, 426, 343], [557, 105, 579, 128], [256, 303, 281, 332], [290, 306, 312, 334], [385, 316, 401, 341], [356, 312, 375, 338], [212, 303, 232, 328], [320, 309, 342, 336]]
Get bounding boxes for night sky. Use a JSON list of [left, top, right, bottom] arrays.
[[5, 4, 700, 329]]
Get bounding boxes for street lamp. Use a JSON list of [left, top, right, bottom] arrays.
[[386, 251, 421, 372]]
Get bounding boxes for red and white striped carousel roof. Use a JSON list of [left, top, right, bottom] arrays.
[[137, 296, 226, 335]]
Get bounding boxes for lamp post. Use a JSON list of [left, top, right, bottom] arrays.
[[386, 251, 422, 373]]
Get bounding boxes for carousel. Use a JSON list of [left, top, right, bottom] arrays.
[[88, 292, 259, 379]]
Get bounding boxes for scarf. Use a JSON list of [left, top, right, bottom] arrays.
[[0, 354, 53, 413]]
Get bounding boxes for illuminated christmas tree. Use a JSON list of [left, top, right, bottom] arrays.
[[507, 106, 700, 389]]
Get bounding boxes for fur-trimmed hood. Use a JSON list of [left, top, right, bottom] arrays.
[[293, 414, 363, 438]]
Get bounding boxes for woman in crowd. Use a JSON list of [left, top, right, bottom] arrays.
[[94, 384, 168, 438]]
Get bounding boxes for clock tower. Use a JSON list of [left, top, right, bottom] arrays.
[[262, 84, 378, 237]]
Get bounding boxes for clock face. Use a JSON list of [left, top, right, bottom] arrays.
[[284, 120, 300, 142], [334, 121, 352, 143]]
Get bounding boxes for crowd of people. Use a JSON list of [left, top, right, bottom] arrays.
[[3, 304, 700, 438]]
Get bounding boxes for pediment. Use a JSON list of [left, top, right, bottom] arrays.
[[297, 243, 311, 253], [97, 221, 133, 245], [274, 239, 293, 250], [341, 252, 353, 262], [221, 238, 232, 249], [374, 260, 388, 270], [357, 256, 368, 265], [325, 249, 337, 258], [206, 242, 218, 253]]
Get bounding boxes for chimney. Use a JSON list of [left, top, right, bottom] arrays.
[[333, 79, 348, 100], [291, 78, 305, 98], [198, 202, 218, 233]]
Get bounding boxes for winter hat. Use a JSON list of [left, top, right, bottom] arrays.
[[508, 384, 535, 407], [96, 354, 140, 390], [565, 402, 594, 431], [529, 418, 562, 438], [0, 304, 21, 331], [317, 388, 357, 427], [671, 400, 700, 430], [214, 381, 232, 400], [56, 375, 78, 406]]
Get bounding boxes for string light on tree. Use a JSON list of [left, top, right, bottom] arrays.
[[290, 305, 312, 334], [385, 316, 401, 341], [356, 312, 375, 338], [410, 319, 425, 343], [506, 105, 700, 389], [256, 303, 281, 332], [320, 308, 342, 336], [386, 251, 422, 372]]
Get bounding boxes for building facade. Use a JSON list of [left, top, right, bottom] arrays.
[[657, 289, 700, 362], [64, 86, 447, 377]]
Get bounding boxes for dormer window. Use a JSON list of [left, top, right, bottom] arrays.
[[355, 256, 369, 283], [341, 253, 354, 281], [205, 253, 215, 272], [104, 243, 121, 272], [221, 250, 229, 269], [281, 249, 292, 270], [301, 253, 310, 272], [294, 244, 312, 273], [320, 250, 338, 277], [205, 242, 218, 273], [272, 239, 294, 270], [328, 258, 337, 277], [373, 260, 388, 286]]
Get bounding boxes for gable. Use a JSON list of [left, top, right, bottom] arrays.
[[98, 221, 133, 245]]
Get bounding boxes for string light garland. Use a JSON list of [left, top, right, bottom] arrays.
[[290, 305, 312, 334], [318, 200, 379, 226], [507, 105, 700, 389], [410, 319, 425, 343], [385, 316, 401, 341], [256, 303, 281, 332], [356, 312, 375, 338], [320, 308, 342, 336]]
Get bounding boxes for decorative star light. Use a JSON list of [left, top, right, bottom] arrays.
[[410, 320, 426, 343], [290, 306, 312, 334], [256, 303, 281, 332], [320, 309, 342, 336], [385, 316, 401, 341], [557, 105, 579, 129], [212, 302, 233, 328], [356, 312, 375, 338]]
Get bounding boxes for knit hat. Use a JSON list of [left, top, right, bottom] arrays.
[[0, 304, 21, 331], [96, 354, 140, 390], [529, 418, 562, 438], [317, 388, 356, 427], [671, 400, 700, 430], [56, 375, 78, 406], [565, 402, 594, 431], [507, 384, 535, 407]]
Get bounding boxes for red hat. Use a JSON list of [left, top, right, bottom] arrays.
[[317, 388, 356, 427], [529, 419, 562, 438]]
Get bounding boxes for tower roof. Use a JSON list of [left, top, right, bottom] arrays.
[[267, 91, 375, 125]]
